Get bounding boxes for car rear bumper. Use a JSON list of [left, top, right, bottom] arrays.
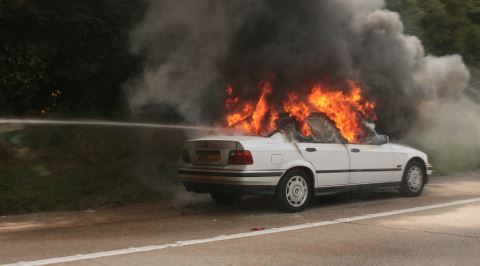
[[178, 169, 283, 196], [182, 182, 276, 196]]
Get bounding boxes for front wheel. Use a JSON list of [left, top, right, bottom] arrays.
[[276, 170, 312, 212], [400, 161, 425, 197]]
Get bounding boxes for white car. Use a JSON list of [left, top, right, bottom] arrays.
[[179, 113, 433, 212]]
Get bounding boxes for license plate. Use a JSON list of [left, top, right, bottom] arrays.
[[196, 150, 220, 162]]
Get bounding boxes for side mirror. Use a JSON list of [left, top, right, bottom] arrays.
[[371, 134, 389, 145]]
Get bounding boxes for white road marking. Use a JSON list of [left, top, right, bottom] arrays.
[[3, 197, 480, 266]]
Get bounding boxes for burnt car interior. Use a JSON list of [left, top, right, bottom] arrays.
[[273, 113, 346, 144], [273, 113, 386, 145]]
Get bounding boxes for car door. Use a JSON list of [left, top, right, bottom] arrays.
[[295, 116, 350, 187], [347, 140, 396, 185]]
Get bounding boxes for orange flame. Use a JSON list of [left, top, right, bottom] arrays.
[[283, 92, 311, 136], [226, 82, 278, 135], [307, 81, 376, 142], [225, 80, 376, 142]]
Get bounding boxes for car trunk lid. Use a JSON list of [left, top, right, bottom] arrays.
[[184, 140, 243, 166]]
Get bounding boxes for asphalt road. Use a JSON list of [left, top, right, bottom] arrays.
[[1, 171, 479, 265]]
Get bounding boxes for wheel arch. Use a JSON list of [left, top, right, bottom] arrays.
[[279, 165, 316, 189], [407, 156, 428, 184], [276, 165, 315, 212]]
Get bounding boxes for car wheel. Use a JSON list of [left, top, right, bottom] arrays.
[[276, 170, 312, 212], [400, 160, 425, 197], [210, 193, 242, 205]]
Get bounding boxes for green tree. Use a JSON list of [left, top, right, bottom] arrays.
[[0, 0, 146, 118], [388, 0, 480, 65]]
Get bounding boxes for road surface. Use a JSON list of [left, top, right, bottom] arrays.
[[1, 171, 479, 265]]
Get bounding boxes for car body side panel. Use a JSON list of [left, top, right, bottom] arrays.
[[390, 143, 432, 180], [391, 149, 409, 182], [346, 143, 396, 184], [278, 158, 317, 186], [296, 143, 350, 187]]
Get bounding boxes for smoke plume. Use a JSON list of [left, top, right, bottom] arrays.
[[127, 0, 479, 171]]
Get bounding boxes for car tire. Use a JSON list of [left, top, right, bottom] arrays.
[[210, 193, 242, 205], [276, 170, 312, 212], [400, 160, 426, 197]]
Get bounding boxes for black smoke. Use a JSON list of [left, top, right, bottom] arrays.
[[127, 0, 470, 138]]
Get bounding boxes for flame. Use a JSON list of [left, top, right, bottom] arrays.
[[225, 85, 239, 111], [226, 82, 278, 135], [307, 81, 376, 142], [283, 92, 311, 136], [225, 80, 376, 143]]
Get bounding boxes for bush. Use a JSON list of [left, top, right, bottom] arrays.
[[0, 125, 186, 214]]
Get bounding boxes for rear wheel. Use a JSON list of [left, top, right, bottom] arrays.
[[276, 170, 312, 212], [210, 193, 242, 205], [400, 160, 425, 197]]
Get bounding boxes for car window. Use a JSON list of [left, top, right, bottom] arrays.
[[307, 117, 342, 144], [276, 117, 313, 143], [354, 124, 381, 145]]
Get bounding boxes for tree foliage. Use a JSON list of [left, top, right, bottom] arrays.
[[388, 0, 480, 65], [0, 0, 146, 118]]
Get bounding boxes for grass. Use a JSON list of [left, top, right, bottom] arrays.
[[0, 125, 187, 215]]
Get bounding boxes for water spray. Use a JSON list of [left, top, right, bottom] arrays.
[[0, 119, 230, 132]]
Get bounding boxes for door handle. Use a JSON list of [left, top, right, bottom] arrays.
[[351, 148, 361, 153], [306, 147, 316, 152]]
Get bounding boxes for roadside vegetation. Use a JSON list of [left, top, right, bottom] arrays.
[[0, 126, 185, 214], [0, 0, 146, 118]]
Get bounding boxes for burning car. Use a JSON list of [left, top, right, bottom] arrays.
[[179, 113, 433, 212]]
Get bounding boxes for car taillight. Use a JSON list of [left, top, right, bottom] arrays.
[[228, 150, 253, 165], [182, 150, 191, 163]]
